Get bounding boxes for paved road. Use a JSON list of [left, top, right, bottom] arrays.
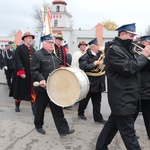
[[0, 69, 149, 150]]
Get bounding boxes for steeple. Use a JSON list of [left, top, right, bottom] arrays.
[[51, 0, 72, 28], [52, 0, 67, 5]]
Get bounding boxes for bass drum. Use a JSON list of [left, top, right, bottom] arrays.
[[46, 67, 90, 107]]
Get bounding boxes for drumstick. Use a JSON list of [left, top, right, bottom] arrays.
[[33, 81, 46, 87]]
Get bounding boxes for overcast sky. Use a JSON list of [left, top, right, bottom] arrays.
[[0, 0, 150, 36]]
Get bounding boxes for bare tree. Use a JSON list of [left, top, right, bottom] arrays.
[[145, 25, 150, 35], [32, 1, 51, 28], [9, 29, 17, 37]]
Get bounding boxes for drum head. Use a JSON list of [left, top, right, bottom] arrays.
[[47, 68, 80, 107]]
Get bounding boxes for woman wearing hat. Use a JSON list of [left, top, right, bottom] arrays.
[[10, 32, 36, 114]]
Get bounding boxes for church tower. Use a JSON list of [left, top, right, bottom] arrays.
[[51, 0, 72, 28]]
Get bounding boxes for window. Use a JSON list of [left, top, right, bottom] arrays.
[[56, 6, 60, 12], [54, 20, 58, 27]]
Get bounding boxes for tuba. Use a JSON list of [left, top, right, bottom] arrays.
[[85, 54, 105, 76]]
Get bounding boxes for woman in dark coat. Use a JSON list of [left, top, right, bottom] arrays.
[[10, 32, 36, 114]]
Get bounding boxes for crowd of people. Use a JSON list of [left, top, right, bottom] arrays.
[[0, 22, 150, 149]]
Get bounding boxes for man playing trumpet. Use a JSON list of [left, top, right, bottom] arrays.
[[96, 23, 150, 150]]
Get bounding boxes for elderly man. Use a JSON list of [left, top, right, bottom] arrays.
[[71, 41, 87, 68], [30, 34, 75, 136], [77, 38, 106, 123], [96, 23, 150, 150]]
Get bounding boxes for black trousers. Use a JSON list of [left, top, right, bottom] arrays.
[[5, 69, 14, 88], [141, 99, 150, 139], [96, 114, 141, 150], [34, 90, 70, 134], [78, 92, 103, 121]]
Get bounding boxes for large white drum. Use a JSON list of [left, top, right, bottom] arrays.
[[46, 67, 90, 107]]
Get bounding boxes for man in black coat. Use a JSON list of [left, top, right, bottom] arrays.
[[30, 34, 75, 136], [10, 32, 36, 114], [54, 33, 67, 67], [78, 38, 106, 124], [138, 35, 150, 140], [63, 44, 72, 66], [0, 45, 4, 69], [3, 41, 15, 89], [96, 23, 150, 150]]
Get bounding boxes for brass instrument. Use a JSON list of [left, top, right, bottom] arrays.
[[85, 54, 105, 76], [132, 42, 150, 60]]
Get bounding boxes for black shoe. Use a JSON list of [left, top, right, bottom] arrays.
[[15, 106, 20, 112], [36, 128, 46, 134], [60, 129, 75, 137], [78, 115, 87, 120], [95, 119, 107, 124]]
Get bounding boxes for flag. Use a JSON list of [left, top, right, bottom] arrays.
[[38, 23, 44, 49], [43, 8, 52, 35], [38, 7, 53, 49]]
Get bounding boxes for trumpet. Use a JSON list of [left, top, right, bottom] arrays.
[[132, 42, 150, 60], [132, 42, 144, 52], [85, 54, 105, 76]]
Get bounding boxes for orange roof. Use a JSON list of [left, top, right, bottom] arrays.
[[52, 0, 67, 5], [53, 30, 62, 34]]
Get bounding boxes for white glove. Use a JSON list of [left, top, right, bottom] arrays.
[[4, 66, 8, 70]]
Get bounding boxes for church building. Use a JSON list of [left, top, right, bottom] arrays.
[[36, 0, 117, 54]]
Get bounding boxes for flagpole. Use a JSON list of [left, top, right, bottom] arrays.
[[47, 6, 56, 54]]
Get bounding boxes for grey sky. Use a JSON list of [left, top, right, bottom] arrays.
[[0, 0, 150, 36]]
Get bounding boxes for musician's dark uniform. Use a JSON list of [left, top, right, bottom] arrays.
[[30, 47, 73, 135], [140, 61, 150, 140], [78, 46, 106, 122], [96, 23, 148, 149], [3, 47, 15, 88], [0, 48, 4, 69]]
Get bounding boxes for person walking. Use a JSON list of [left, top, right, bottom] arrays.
[[77, 38, 106, 124], [96, 23, 150, 150], [30, 34, 75, 136], [10, 32, 36, 114]]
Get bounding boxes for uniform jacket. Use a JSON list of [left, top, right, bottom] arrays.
[[30, 48, 60, 92], [66, 53, 72, 66], [140, 61, 150, 100], [54, 44, 67, 66], [0, 49, 4, 68], [105, 37, 148, 115], [79, 48, 105, 93], [4, 49, 15, 70], [10, 44, 35, 100]]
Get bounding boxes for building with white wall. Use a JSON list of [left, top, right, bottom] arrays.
[[35, 0, 117, 54]]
